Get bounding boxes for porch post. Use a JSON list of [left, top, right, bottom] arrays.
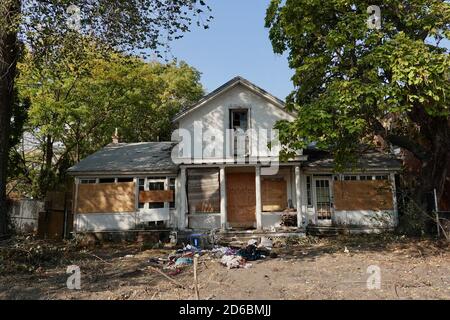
[[295, 165, 303, 228], [73, 177, 79, 233], [179, 167, 187, 230], [255, 166, 262, 230], [390, 173, 398, 227], [219, 166, 227, 231]]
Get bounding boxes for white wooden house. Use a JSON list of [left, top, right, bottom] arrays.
[[68, 77, 400, 234]]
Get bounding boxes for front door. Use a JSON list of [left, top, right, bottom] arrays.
[[313, 177, 333, 225], [226, 172, 256, 229]]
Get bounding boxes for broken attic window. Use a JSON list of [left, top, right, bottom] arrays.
[[80, 179, 96, 184]]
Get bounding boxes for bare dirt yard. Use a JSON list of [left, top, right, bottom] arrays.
[[0, 235, 449, 300]]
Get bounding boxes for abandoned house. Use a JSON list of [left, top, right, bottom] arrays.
[[67, 76, 401, 235]]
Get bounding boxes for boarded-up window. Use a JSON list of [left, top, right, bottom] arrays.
[[77, 182, 135, 213], [262, 177, 287, 212], [187, 169, 220, 213], [333, 180, 393, 211]]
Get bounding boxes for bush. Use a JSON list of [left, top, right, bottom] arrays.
[[397, 200, 428, 236]]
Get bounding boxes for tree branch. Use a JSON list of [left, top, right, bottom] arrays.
[[372, 119, 430, 161]]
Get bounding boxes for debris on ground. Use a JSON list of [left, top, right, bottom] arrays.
[[1, 234, 449, 300], [174, 257, 193, 267], [280, 211, 297, 226], [220, 255, 251, 269], [142, 236, 275, 273]]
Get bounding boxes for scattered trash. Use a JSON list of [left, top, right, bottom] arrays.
[[189, 233, 209, 249], [175, 257, 193, 267], [237, 244, 263, 261], [281, 211, 297, 226], [146, 236, 274, 273], [177, 244, 200, 254], [344, 246, 349, 254], [220, 255, 248, 269], [259, 237, 273, 250], [211, 246, 237, 258], [169, 231, 178, 245]]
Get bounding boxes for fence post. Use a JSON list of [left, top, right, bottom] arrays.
[[433, 189, 440, 237]]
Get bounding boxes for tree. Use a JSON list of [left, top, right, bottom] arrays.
[[265, 0, 450, 208], [0, 0, 212, 234], [15, 50, 203, 198]]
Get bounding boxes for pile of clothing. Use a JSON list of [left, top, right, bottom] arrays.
[[216, 237, 274, 269]]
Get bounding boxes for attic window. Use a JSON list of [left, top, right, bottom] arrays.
[[230, 109, 249, 156], [231, 109, 248, 131]]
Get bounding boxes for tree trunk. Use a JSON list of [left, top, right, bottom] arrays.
[[0, 0, 21, 235], [416, 119, 450, 208], [45, 134, 53, 169]]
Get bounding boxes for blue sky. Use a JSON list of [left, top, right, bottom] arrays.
[[168, 0, 294, 100], [166, 0, 450, 100]]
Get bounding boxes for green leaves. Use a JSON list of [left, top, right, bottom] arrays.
[[16, 44, 204, 197], [266, 0, 450, 168]]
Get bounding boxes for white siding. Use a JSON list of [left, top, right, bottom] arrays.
[[177, 84, 295, 160]]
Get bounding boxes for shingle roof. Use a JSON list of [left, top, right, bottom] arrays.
[[303, 149, 401, 171], [67, 142, 177, 175]]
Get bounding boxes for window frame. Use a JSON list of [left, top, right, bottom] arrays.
[[137, 176, 176, 211]]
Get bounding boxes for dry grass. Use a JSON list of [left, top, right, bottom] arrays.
[[0, 234, 449, 300]]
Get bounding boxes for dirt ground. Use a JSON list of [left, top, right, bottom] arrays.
[[0, 235, 449, 300]]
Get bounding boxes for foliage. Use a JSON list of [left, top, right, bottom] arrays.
[[13, 47, 203, 198], [265, 1, 450, 211], [8, 88, 30, 181], [0, 0, 212, 233], [397, 199, 428, 236], [265, 0, 449, 164]]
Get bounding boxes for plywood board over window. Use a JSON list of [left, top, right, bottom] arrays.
[[333, 180, 393, 211], [139, 190, 173, 203], [187, 169, 220, 213], [77, 182, 135, 213], [262, 178, 287, 212]]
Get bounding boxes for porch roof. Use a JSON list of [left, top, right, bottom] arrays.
[[303, 149, 401, 171], [67, 142, 178, 175]]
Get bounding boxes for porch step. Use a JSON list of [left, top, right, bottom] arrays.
[[306, 226, 342, 237], [306, 225, 395, 236], [216, 229, 306, 246]]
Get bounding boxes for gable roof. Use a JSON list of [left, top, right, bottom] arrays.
[[67, 142, 177, 175], [172, 76, 293, 122]]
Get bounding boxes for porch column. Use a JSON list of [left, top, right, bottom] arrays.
[[73, 177, 79, 233], [255, 166, 262, 230], [295, 165, 303, 227], [219, 166, 227, 231], [390, 173, 398, 227], [179, 167, 187, 230]]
